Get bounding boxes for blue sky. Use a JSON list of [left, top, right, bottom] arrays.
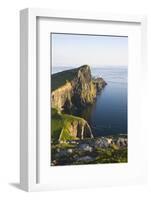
[[51, 33, 128, 68]]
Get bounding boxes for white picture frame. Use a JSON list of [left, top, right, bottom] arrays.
[[20, 8, 147, 192]]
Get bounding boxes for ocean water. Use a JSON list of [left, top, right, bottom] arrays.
[[52, 66, 127, 136]]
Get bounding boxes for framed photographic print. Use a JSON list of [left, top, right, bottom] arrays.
[[20, 8, 147, 191]]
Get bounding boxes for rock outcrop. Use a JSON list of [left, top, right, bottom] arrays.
[[51, 65, 106, 142], [52, 82, 73, 112], [51, 135, 128, 166], [51, 65, 106, 112], [59, 114, 93, 142]]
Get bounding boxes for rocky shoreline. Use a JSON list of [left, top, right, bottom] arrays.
[[51, 135, 128, 166]]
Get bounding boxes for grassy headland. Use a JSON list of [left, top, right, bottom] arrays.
[[51, 65, 127, 166]]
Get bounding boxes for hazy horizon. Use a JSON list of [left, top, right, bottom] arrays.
[[51, 33, 128, 68]]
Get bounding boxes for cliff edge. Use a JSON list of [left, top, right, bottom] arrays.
[[51, 65, 107, 142], [51, 65, 107, 112]]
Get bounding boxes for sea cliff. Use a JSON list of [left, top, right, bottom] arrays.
[[51, 65, 128, 166], [51, 65, 106, 141], [51, 65, 106, 112]]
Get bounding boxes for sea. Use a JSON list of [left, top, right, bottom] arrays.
[[52, 66, 127, 137]]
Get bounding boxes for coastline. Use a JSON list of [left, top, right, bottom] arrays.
[[51, 65, 128, 166], [51, 135, 128, 166]]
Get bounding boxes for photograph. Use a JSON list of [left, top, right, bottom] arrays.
[[51, 33, 128, 166]]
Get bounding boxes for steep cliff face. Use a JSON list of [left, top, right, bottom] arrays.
[[51, 82, 73, 112], [51, 65, 107, 142], [51, 65, 106, 112], [71, 65, 97, 108]]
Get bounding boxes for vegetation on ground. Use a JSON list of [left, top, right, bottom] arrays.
[[51, 108, 86, 142], [51, 67, 79, 91], [51, 66, 127, 166], [51, 142, 127, 166]]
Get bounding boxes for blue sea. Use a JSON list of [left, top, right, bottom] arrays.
[[52, 66, 127, 136]]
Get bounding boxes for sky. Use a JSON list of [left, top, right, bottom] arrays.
[[51, 33, 128, 68]]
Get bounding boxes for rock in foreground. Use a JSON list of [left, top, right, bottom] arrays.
[[51, 135, 128, 166]]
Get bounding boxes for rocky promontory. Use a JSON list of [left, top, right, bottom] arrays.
[[51, 65, 107, 112], [51, 65, 128, 166], [51, 65, 106, 142]]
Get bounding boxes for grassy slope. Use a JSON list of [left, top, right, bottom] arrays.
[[51, 66, 89, 142], [51, 68, 78, 91], [51, 108, 63, 142], [51, 108, 85, 142]]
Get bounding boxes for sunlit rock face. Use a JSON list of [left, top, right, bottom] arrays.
[[51, 65, 107, 112], [51, 65, 107, 142], [51, 82, 73, 111]]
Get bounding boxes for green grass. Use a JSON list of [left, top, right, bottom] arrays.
[[51, 65, 91, 91], [52, 143, 75, 149], [51, 67, 78, 91], [94, 147, 127, 163], [59, 127, 76, 141], [51, 143, 128, 166], [51, 108, 63, 142], [51, 108, 86, 142]]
